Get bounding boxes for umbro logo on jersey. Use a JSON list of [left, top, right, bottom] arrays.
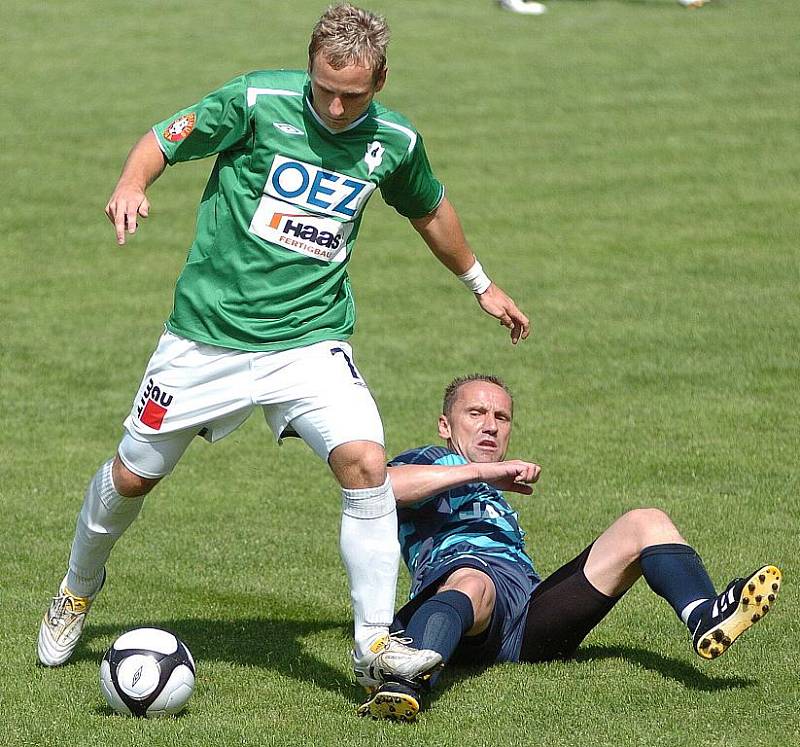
[[273, 122, 304, 136]]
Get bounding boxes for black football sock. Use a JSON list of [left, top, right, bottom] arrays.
[[404, 589, 474, 687], [639, 543, 717, 629]]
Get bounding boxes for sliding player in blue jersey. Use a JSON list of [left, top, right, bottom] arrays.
[[358, 374, 782, 721]]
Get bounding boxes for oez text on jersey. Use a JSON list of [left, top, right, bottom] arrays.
[[265, 155, 375, 219]]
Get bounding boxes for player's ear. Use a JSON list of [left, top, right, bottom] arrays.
[[308, 51, 320, 78], [373, 66, 387, 93], [438, 414, 451, 439]]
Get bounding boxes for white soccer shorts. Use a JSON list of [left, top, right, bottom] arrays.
[[118, 330, 384, 478]]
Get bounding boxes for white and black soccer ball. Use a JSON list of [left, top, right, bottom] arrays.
[[99, 627, 196, 717]]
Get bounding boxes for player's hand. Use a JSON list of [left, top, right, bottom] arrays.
[[476, 460, 541, 494], [476, 284, 530, 344], [105, 183, 150, 245]]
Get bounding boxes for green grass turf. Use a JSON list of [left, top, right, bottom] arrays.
[[2, 0, 798, 744]]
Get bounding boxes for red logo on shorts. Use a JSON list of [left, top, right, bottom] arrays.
[[163, 112, 196, 142], [140, 399, 168, 430], [136, 378, 174, 430]]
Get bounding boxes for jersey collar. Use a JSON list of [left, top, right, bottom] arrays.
[[304, 92, 372, 135]]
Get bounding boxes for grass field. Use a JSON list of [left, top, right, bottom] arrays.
[[2, 1, 798, 745]]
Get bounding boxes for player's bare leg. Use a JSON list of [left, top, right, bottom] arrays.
[[584, 508, 687, 596]]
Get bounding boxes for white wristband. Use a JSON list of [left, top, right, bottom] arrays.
[[458, 259, 492, 295]]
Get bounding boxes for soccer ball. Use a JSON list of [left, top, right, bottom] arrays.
[[99, 627, 196, 717]]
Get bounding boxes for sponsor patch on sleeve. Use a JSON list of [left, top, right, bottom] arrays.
[[163, 112, 197, 143]]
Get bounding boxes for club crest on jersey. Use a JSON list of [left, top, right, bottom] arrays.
[[264, 155, 375, 219], [136, 378, 174, 430], [249, 196, 352, 263], [364, 141, 384, 176], [273, 122, 304, 136], [163, 112, 196, 143]]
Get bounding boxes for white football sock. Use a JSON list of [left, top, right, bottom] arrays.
[[66, 459, 144, 596], [340, 477, 400, 659]]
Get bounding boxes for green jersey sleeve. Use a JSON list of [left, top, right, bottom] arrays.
[[379, 134, 445, 219], [153, 75, 251, 164]]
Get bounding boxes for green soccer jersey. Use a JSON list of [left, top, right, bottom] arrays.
[[152, 69, 445, 351]]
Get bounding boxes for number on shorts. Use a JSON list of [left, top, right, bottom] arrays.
[[331, 347, 361, 380]]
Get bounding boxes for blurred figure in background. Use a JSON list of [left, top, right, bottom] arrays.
[[497, 0, 711, 15]]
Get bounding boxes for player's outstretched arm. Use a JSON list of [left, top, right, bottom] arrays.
[[105, 130, 167, 246], [475, 283, 530, 345], [389, 460, 541, 506], [409, 197, 530, 344]]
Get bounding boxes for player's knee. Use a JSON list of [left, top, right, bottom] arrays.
[[472, 576, 496, 623], [623, 507, 675, 531], [329, 440, 387, 489], [621, 508, 681, 547], [440, 569, 496, 631], [112, 456, 161, 497]]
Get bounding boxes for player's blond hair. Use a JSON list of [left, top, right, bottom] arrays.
[[308, 3, 390, 83]]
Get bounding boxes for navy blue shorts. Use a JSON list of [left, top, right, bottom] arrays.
[[392, 552, 539, 664], [393, 544, 621, 665]]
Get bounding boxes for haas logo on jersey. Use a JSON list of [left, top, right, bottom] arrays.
[[269, 212, 343, 250], [249, 197, 352, 263], [163, 112, 196, 142], [136, 378, 174, 430]]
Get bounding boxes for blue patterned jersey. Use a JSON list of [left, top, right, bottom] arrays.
[[390, 445, 538, 585]]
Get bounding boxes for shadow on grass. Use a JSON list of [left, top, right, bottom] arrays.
[[92, 703, 193, 718], [422, 644, 754, 709], [78, 616, 362, 705], [574, 644, 756, 691]]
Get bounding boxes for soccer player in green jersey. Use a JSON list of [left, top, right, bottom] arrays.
[[38, 4, 529, 693]]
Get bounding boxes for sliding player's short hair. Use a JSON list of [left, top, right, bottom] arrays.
[[442, 374, 513, 417]]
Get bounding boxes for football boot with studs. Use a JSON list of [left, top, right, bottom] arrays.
[[693, 565, 781, 660], [357, 679, 422, 722]]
